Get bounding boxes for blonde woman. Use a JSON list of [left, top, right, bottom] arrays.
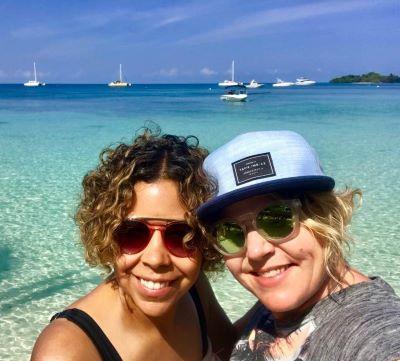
[[198, 131, 400, 360], [31, 130, 234, 361]]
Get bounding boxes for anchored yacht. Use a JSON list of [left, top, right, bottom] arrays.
[[295, 77, 316, 86], [24, 62, 45, 87], [108, 64, 132, 87], [220, 85, 247, 102], [272, 78, 294, 87], [218, 60, 239, 87], [245, 80, 264, 89]]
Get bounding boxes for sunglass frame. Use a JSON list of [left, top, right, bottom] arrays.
[[115, 217, 195, 257], [211, 199, 302, 257]]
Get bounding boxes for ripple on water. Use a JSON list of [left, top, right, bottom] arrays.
[[0, 246, 18, 277]]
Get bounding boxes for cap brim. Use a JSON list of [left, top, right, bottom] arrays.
[[197, 176, 335, 221]]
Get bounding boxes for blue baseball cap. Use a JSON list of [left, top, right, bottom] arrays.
[[197, 131, 335, 220]]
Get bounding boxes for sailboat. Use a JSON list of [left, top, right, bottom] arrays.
[[24, 62, 45, 87], [218, 60, 239, 87], [108, 64, 132, 87]]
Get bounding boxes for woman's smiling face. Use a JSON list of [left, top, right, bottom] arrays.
[[115, 179, 201, 318], [221, 195, 330, 320]]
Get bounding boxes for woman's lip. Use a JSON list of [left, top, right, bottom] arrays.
[[134, 276, 175, 298], [252, 264, 294, 288], [136, 276, 175, 283], [255, 264, 293, 277]]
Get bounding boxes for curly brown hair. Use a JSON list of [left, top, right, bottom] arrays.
[[75, 128, 223, 273]]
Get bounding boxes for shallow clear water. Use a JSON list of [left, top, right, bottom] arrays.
[[1, 83, 399, 359]]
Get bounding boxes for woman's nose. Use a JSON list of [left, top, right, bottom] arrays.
[[140, 230, 172, 268], [245, 229, 275, 261]]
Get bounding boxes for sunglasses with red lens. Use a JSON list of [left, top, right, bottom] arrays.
[[114, 218, 196, 258]]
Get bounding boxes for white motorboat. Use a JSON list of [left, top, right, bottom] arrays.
[[218, 60, 238, 87], [220, 86, 247, 102], [245, 80, 264, 89], [24, 62, 45, 87], [272, 78, 294, 87], [295, 77, 316, 86], [108, 64, 132, 87]]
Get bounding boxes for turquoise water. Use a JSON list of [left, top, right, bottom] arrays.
[[1, 83, 399, 359]]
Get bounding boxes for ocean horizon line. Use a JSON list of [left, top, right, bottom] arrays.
[[1, 81, 392, 86]]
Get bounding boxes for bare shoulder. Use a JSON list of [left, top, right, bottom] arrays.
[[31, 318, 101, 361]]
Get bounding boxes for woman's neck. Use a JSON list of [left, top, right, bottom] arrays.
[[117, 286, 179, 334]]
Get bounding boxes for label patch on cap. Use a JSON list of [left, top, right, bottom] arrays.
[[232, 153, 276, 185]]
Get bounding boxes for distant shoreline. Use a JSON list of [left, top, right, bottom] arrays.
[[330, 72, 400, 84]]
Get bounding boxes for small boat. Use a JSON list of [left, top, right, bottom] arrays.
[[295, 77, 316, 86], [108, 64, 132, 87], [220, 85, 247, 102], [218, 60, 238, 87], [245, 80, 264, 89], [272, 78, 294, 87], [24, 62, 45, 87]]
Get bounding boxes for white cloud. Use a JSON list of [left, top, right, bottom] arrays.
[[159, 68, 178, 77], [74, 9, 128, 28], [15, 69, 50, 80], [148, 3, 216, 29], [7, 1, 220, 51], [9, 4, 205, 41], [74, 3, 213, 33], [200, 67, 217, 76], [11, 25, 57, 39], [181, 0, 391, 44], [152, 15, 189, 29], [15, 70, 32, 78]]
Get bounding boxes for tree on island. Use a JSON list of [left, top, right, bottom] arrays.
[[330, 72, 400, 83]]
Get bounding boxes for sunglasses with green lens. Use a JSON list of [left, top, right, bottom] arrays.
[[211, 199, 301, 256]]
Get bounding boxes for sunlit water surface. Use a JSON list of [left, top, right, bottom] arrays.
[[0, 83, 399, 359]]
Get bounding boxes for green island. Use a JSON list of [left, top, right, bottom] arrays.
[[330, 72, 400, 83]]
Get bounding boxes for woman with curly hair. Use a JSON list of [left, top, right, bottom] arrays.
[[31, 129, 235, 361], [197, 131, 400, 360]]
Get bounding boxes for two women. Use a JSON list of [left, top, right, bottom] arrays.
[[198, 130, 400, 360], [32, 128, 400, 360], [31, 131, 234, 361]]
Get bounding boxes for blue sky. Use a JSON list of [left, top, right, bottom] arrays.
[[0, 0, 399, 83]]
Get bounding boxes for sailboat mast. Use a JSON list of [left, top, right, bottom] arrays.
[[119, 64, 122, 82], [232, 60, 235, 82], [34, 62, 37, 82]]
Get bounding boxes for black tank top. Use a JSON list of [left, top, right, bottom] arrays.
[[50, 287, 208, 361]]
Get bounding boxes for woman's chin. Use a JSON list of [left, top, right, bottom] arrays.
[[255, 288, 307, 315], [135, 299, 176, 319]]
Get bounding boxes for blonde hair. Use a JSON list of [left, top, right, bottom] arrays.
[[300, 187, 362, 284], [75, 128, 223, 273]]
